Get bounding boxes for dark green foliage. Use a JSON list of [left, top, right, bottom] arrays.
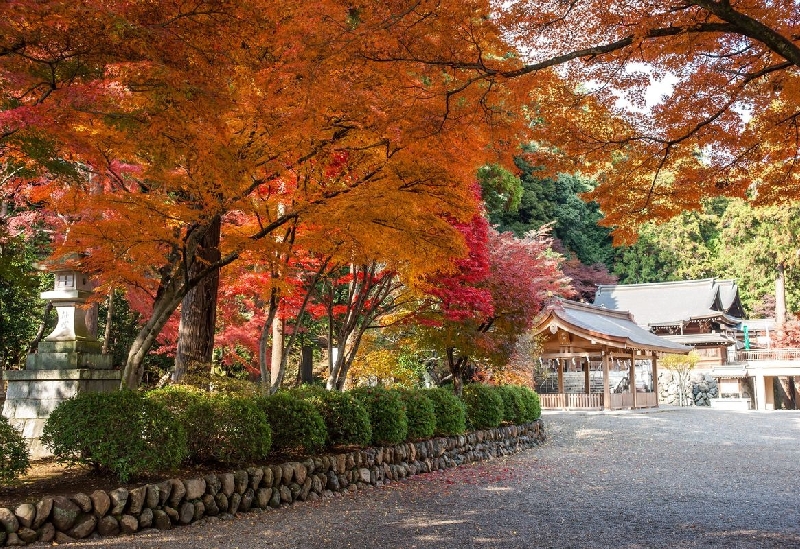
[[0, 415, 29, 485], [486, 156, 614, 268], [148, 386, 271, 465], [478, 164, 523, 216], [518, 386, 542, 421], [461, 384, 504, 429], [496, 385, 527, 424], [395, 389, 436, 440], [41, 391, 188, 482], [258, 392, 327, 454], [422, 387, 466, 436], [294, 387, 372, 447], [146, 384, 206, 416], [350, 386, 408, 445], [0, 231, 49, 369], [496, 385, 541, 423]]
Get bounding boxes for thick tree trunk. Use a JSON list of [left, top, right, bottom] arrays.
[[84, 303, 99, 339], [121, 214, 297, 390], [775, 261, 787, 328], [173, 215, 221, 382]]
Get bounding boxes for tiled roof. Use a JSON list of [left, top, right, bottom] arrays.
[[533, 299, 691, 353], [593, 278, 745, 328]]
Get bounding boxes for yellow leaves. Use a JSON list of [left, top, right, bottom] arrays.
[[348, 335, 420, 388]]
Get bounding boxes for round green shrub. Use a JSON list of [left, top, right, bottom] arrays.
[[42, 390, 188, 482], [205, 395, 272, 464], [462, 384, 504, 430], [148, 386, 271, 465], [257, 392, 327, 454], [422, 387, 466, 436], [146, 384, 206, 416], [350, 386, 408, 445], [518, 386, 542, 421], [496, 385, 528, 424], [395, 389, 436, 440], [294, 388, 372, 448], [0, 416, 29, 486]]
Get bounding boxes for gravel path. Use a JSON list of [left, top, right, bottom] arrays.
[[67, 408, 800, 548]]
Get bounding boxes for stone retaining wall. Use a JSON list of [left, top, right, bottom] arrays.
[[0, 420, 545, 546], [658, 371, 719, 406]]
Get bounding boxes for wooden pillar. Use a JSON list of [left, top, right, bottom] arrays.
[[603, 350, 611, 410], [557, 359, 565, 394], [630, 350, 637, 409], [651, 353, 659, 407], [584, 359, 590, 395], [755, 371, 766, 411]]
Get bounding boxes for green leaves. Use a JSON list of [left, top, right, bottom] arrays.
[[0, 415, 29, 486], [42, 391, 188, 482]]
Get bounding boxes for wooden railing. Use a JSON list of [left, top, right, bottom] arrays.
[[540, 393, 603, 410], [733, 348, 800, 362], [542, 391, 658, 410]]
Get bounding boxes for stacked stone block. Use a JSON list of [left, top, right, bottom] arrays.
[[0, 420, 545, 546]]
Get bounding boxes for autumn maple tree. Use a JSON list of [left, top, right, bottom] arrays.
[[499, 1, 800, 239], [4, 0, 793, 387], [0, 1, 537, 388], [412, 210, 572, 394], [352, 1, 799, 239]]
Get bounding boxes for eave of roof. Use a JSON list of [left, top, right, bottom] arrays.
[[594, 278, 745, 327], [532, 299, 691, 354], [661, 333, 738, 346]]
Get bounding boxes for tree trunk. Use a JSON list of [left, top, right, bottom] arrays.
[[269, 316, 284, 393], [258, 289, 279, 391], [101, 290, 114, 355], [122, 278, 189, 389], [447, 347, 466, 396], [299, 346, 314, 384], [27, 301, 54, 353], [173, 215, 222, 382], [775, 261, 787, 328]]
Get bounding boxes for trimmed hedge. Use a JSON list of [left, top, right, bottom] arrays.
[[148, 386, 271, 465], [462, 384, 504, 429], [497, 385, 529, 424], [258, 392, 327, 454], [422, 387, 467, 436], [42, 391, 187, 482], [294, 388, 372, 448], [350, 386, 408, 445], [0, 415, 29, 486], [518, 386, 542, 421], [395, 389, 436, 440], [39, 383, 538, 481]]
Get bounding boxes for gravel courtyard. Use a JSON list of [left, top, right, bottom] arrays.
[[69, 408, 800, 548]]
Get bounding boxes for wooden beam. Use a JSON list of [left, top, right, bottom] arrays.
[[652, 352, 659, 407], [584, 359, 590, 395], [603, 349, 611, 411], [630, 349, 637, 410]]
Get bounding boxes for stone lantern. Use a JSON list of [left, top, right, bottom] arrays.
[[2, 267, 121, 458], [24, 268, 112, 369]]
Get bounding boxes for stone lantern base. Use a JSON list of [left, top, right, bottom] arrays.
[[25, 340, 114, 370], [1, 369, 122, 459]]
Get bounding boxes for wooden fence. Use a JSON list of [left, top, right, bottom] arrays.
[[541, 391, 657, 410]]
